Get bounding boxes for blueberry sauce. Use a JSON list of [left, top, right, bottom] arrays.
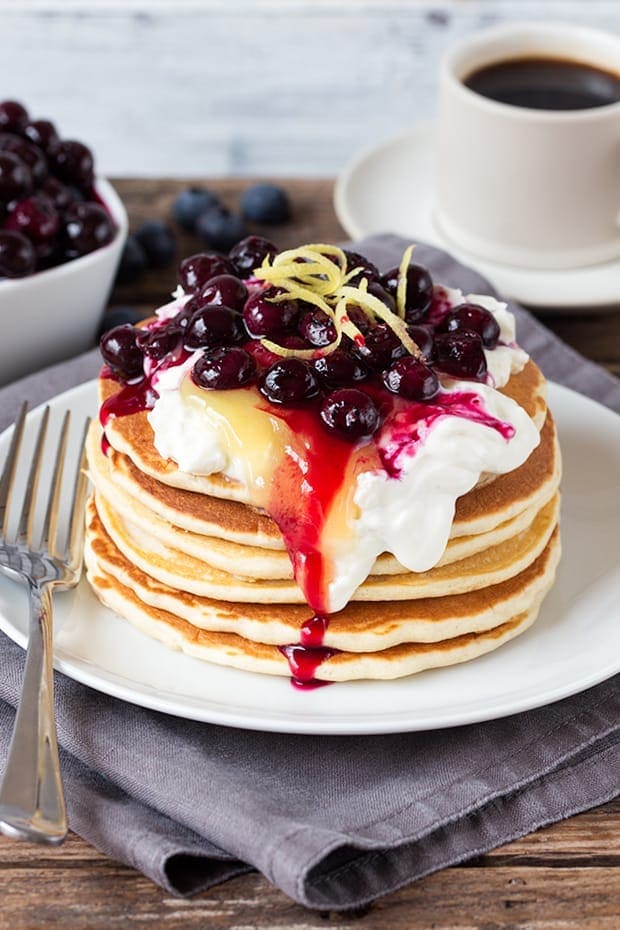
[[300, 614, 329, 647], [99, 329, 191, 427], [259, 401, 380, 615], [378, 390, 514, 479], [425, 286, 455, 326], [277, 643, 339, 690], [100, 375, 158, 427]]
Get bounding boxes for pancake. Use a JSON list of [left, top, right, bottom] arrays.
[[86, 533, 556, 681], [92, 489, 559, 604], [85, 497, 561, 651]]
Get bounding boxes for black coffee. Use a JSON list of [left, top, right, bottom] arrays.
[[464, 56, 620, 111]]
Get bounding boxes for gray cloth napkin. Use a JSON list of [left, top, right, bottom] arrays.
[[0, 234, 618, 910]]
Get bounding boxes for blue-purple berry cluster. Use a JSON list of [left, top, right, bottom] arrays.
[[0, 99, 115, 278]]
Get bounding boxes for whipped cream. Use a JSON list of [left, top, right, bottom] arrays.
[[147, 288, 539, 612], [331, 382, 537, 609]]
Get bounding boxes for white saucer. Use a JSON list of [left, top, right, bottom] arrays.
[[334, 126, 620, 312]]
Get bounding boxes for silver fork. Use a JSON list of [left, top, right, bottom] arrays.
[[0, 403, 90, 845]]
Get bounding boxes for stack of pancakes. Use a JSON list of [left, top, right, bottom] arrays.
[[85, 358, 561, 682]]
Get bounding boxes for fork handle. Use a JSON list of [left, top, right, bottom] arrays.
[[0, 581, 67, 844]]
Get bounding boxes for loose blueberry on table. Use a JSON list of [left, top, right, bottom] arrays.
[[0, 99, 116, 278], [240, 184, 291, 225]]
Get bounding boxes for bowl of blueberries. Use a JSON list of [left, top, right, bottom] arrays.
[[0, 99, 127, 385]]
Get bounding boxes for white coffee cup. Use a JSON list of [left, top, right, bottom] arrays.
[[435, 22, 620, 270]]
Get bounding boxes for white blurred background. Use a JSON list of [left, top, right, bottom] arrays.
[[3, 0, 619, 177]]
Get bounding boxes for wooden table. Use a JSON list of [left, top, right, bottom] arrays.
[[1, 179, 618, 930]]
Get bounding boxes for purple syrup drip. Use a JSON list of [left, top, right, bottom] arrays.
[[299, 614, 329, 647], [425, 287, 454, 326], [379, 390, 515, 479], [278, 642, 339, 690]]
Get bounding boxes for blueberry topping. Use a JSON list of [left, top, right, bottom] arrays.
[[407, 324, 434, 361], [115, 234, 148, 285], [184, 305, 244, 350], [381, 263, 433, 322], [366, 280, 397, 314], [200, 273, 248, 311], [0, 230, 36, 277], [346, 304, 373, 334], [240, 184, 291, 224], [382, 356, 439, 400], [437, 302, 500, 348], [259, 358, 319, 405], [100, 324, 144, 381], [172, 187, 220, 231], [134, 220, 176, 269], [177, 252, 235, 294], [193, 346, 256, 390], [298, 307, 337, 347], [173, 298, 200, 329], [229, 235, 278, 279], [319, 388, 381, 441], [137, 323, 183, 360], [433, 331, 487, 381], [342, 250, 379, 285], [312, 349, 368, 387], [63, 202, 114, 258], [243, 288, 299, 339], [356, 323, 406, 370], [196, 205, 247, 251]]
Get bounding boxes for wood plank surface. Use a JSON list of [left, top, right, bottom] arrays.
[[0, 176, 617, 930]]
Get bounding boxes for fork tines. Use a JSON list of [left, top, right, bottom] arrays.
[[0, 403, 90, 562]]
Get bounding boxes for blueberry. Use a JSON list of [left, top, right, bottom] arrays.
[[0, 230, 36, 278], [53, 140, 94, 189], [192, 346, 256, 390], [63, 202, 114, 259], [259, 358, 319, 405], [196, 206, 247, 251], [319, 389, 381, 441], [172, 186, 220, 232], [115, 234, 148, 285], [134, 220, 176, 268], [98, 306, 146, 339], [240, 184, 291, 224], [63, 203, 114, 259], [100, 323, 144, 381]]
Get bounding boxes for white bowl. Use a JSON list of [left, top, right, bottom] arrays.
[[0, 177, 128, 386]]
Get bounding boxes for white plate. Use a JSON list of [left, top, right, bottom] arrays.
[[334, 126, 620, 312], [0, 381, 618, 734]]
